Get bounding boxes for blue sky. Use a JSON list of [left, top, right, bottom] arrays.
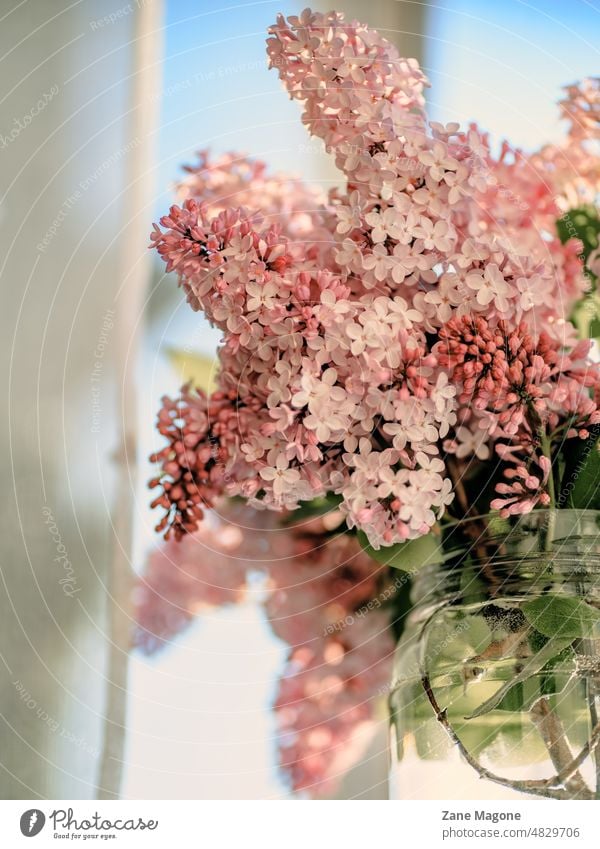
[[154, 0, 307, 217], [426, 0, 600, 149], [155, 0, 600, 209]]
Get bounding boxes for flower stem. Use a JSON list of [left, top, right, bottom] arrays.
[[540, 430, 556, 509], [419, 673, 594, 799], [539, 430, 557, 554], [530, 697, 592, 798]]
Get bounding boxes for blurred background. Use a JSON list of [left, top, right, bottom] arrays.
[[1, 0, 599, 801]]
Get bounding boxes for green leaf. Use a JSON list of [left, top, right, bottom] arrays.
[[485, 513, 512, 537], [465, 635, 573, 720], [556, 205, 600, 266], [494, 667, 572, 714], [589, 317, 600, 340], [165, 347, 218, 393], [570, 294, 600, 339], [557, 209, 599, 329], [528, 628, 549, 653], [494, 681, 524, 712], [357, 530, 443, 573], [522, 594, 600, 639], [558, 425, 600, 510], [284, 494, 343, 524]]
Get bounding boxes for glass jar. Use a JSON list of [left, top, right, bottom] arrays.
[[389, 510, 600, 800]]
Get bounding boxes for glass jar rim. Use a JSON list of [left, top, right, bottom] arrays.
[[409, 508, 600, 604], [435, 508, 600, 551]]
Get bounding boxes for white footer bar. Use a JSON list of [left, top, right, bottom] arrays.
[[0, 799, 598, 847]]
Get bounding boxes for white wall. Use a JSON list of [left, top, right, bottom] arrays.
[[0, 0, 161, 799]]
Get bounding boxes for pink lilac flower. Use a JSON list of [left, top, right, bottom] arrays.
[[438, 314, 600, 511], [149, 9, 600, 545], [491, 450, 552, 517], [142, 7, 600, 799], [133, 503, 394, 797], [274, 611, 393, 796], [445, 424, 491, 461], [559, 77, 600, 140], [437, 315, 599, 437], [133, 521, 248, 653], [149, 385, 259, 539]]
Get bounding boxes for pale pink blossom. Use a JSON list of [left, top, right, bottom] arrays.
[[260, 455, 302, 498], [465, 264, 511, 313], [148, 9, 600, 549]]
